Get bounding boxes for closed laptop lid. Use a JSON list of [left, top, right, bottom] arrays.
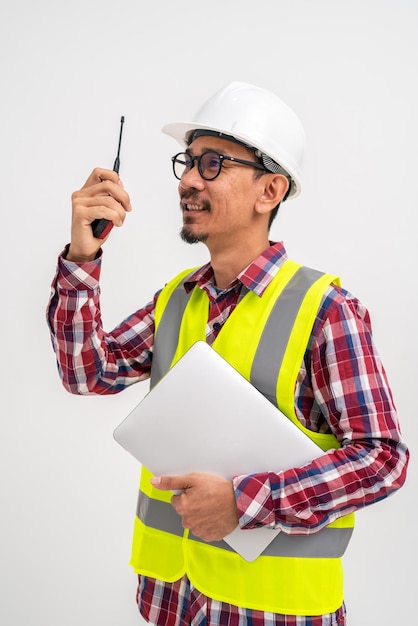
[[113, 341, 323, 561]]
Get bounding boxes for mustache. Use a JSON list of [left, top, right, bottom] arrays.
[[179, 188, 211, 211]]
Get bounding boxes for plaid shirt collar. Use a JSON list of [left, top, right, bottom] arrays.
[[184, 241, 288, 297]]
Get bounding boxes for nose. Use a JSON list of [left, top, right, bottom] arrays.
[[179, 160, 206, 192]]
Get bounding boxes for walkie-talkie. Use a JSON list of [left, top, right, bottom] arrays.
[[91, 116, 125, 239]]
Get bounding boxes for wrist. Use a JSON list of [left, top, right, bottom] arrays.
[[65, 244, 100, 263]]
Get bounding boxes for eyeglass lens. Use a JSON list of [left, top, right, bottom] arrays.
[[173, 152, 222, 181]]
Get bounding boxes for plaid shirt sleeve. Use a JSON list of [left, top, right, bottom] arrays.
[[233, 287, 409, 535], [46, 249, 156, 394]]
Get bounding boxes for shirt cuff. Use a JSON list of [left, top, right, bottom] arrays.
[[233, 472, 277, 530], [57, 245, 102, 291]]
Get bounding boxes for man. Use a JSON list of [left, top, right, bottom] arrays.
[[47, 82, 409, 625]]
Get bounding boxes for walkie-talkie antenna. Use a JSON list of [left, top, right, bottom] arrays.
[[91, 115, 126, 239], [113, 116, 125, 174]]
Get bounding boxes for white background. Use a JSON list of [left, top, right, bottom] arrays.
[[1, 1, 416, 624]]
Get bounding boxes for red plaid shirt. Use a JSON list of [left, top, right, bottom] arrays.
[[47, 241, 408, 626]]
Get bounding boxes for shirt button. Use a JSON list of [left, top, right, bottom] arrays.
[[213, 322, 221, 331]]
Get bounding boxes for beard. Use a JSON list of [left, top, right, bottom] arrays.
[[180, 225, 209, 244]]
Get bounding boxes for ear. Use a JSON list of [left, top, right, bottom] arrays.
[[254, 174, 289, 216]]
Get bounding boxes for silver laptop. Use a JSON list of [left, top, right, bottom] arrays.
[[113, 341, 323, 561]]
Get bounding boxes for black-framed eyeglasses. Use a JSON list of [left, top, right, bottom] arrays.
[[171, 151, 267, 181]]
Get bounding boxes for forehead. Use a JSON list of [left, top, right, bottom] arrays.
[[187, 134, 255, 159]]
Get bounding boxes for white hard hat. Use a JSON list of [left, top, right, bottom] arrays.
[[162, 81, 306, 199]]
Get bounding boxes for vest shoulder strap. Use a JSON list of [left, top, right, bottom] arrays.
[[151, 267, 198, 388]]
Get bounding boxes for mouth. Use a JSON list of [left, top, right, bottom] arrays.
[[184, 202, 208, 212], [180, 189, 210, 213]]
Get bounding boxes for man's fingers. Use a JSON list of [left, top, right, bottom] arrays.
[[151, 475, 191, 491], [82, 167, 121, 189], [72, 182, 131, 213], [72, 197, 127, 228], [77, 168, 132, 212]]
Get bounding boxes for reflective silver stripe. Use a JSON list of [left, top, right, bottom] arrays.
[[251, 266, 324, 407], [137, 492, 352, 558], [150, 274, 194, 389], [190, 527, 353, 558], [137, 492, 185, 537]]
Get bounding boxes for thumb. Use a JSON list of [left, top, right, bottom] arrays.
[[150, 475, 190, 492]]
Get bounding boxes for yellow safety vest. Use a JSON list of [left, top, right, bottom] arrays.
[[130, 260, 355, 616]]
